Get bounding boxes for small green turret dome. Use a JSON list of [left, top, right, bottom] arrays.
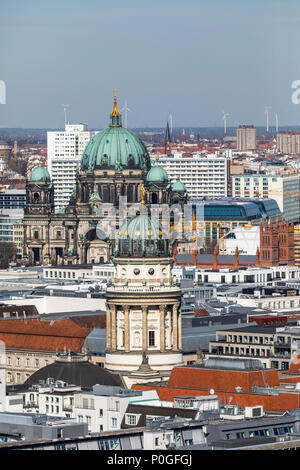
[[146, 165, 168, 183], [80, 95, 151, 172], [29, 165, 51, 182], [171, 179, 186, 192], [89, 192, 102, 202], [118, 214, 169, 258]]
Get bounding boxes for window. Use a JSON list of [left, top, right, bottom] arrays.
[[111, 418, 117, 428], [149, 331, 155, 347], [99, 409, 103, 417], [126, 414, 137, 425]]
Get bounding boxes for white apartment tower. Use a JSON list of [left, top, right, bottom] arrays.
[[47, 124, 98, 213], [155, 152, 228, 199]]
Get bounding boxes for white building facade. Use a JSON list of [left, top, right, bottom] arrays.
[[47, 124, 98, 213], [153, 152, 228, 199]]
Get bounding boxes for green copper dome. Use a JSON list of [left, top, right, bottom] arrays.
[[117, 214, 169, 258], [29, 165, 51, 182], [171, 179, 186, 192], [146, 165, 168, 183], [80, 96, 151, 172]]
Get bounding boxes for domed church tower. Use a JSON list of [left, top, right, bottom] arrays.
[[23, 165, 55, 265], [105, 214, 183, 387], [76, 90, 151, 212]]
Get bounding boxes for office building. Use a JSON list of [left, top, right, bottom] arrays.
[[231, 174, 300, 221], [0, 189, 26, 210]]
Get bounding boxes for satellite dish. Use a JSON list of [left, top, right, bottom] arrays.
[[210, 389, 215, 395]]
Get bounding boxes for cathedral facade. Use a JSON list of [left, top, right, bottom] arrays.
[[22, 96, 187, 266]]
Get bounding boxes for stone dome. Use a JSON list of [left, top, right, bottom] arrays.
[[80, 96, 151, 172], [29, 165, 51, 182], [24, 359, 123, 389], [117, 214, 169, 258], [146, 164, 168, 183]]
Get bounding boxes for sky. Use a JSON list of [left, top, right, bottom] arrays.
[[1, 0, 300, 129]]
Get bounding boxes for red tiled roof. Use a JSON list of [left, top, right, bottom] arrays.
[[0, 317, 96, 353], [194, 309, 209, 317], [167, 366, 280, 393], [132, 383, 300, 413]]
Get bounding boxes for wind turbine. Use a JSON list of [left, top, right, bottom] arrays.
[[62, 104, 71, 127], [265, 106, 271, 132], [275, 112, 279, 133], [222, 111, 230, 134], [120, 100, 131, 129]]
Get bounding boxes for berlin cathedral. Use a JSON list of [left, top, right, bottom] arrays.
[[22, 95, 188, 266]]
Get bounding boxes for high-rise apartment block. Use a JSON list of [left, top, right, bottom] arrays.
[[47, 124, 98, 212], [157, 153, 228, 199], [236, 125, 257, 151], [277, 131, 300, 154]]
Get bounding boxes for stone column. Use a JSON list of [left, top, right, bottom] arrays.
[[159, 305, 166, 352], [142, 306, 148, 350], [172, 303, 178, 351], [111, 304, 117, 351], [106, 305, 112, 351], [177, 304, 182, 350], [124, 306, 130, 353]]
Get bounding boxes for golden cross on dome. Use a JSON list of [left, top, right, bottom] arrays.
[[111, 88, 120, 116]]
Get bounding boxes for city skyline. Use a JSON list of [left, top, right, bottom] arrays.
[[1, 0, 300, 128]]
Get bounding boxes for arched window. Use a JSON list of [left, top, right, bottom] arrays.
[[33, 192, 40, 202]]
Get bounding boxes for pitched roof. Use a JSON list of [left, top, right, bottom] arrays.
[[0, 317, 99, 352], [167, 366, 280, 393]]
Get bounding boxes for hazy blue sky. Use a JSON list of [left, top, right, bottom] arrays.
[[1, 0, 300, 128]]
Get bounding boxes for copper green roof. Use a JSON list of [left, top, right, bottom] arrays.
[[117, 214, 169, 258], [80, 104, 151, 172], [172, 179, 186, 192], [29, 165, 51, 182], [146, 165, 168, 183], [89, 192, 102, 202]]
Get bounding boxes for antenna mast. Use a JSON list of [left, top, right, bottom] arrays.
[[62, 104, 71, 127]]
